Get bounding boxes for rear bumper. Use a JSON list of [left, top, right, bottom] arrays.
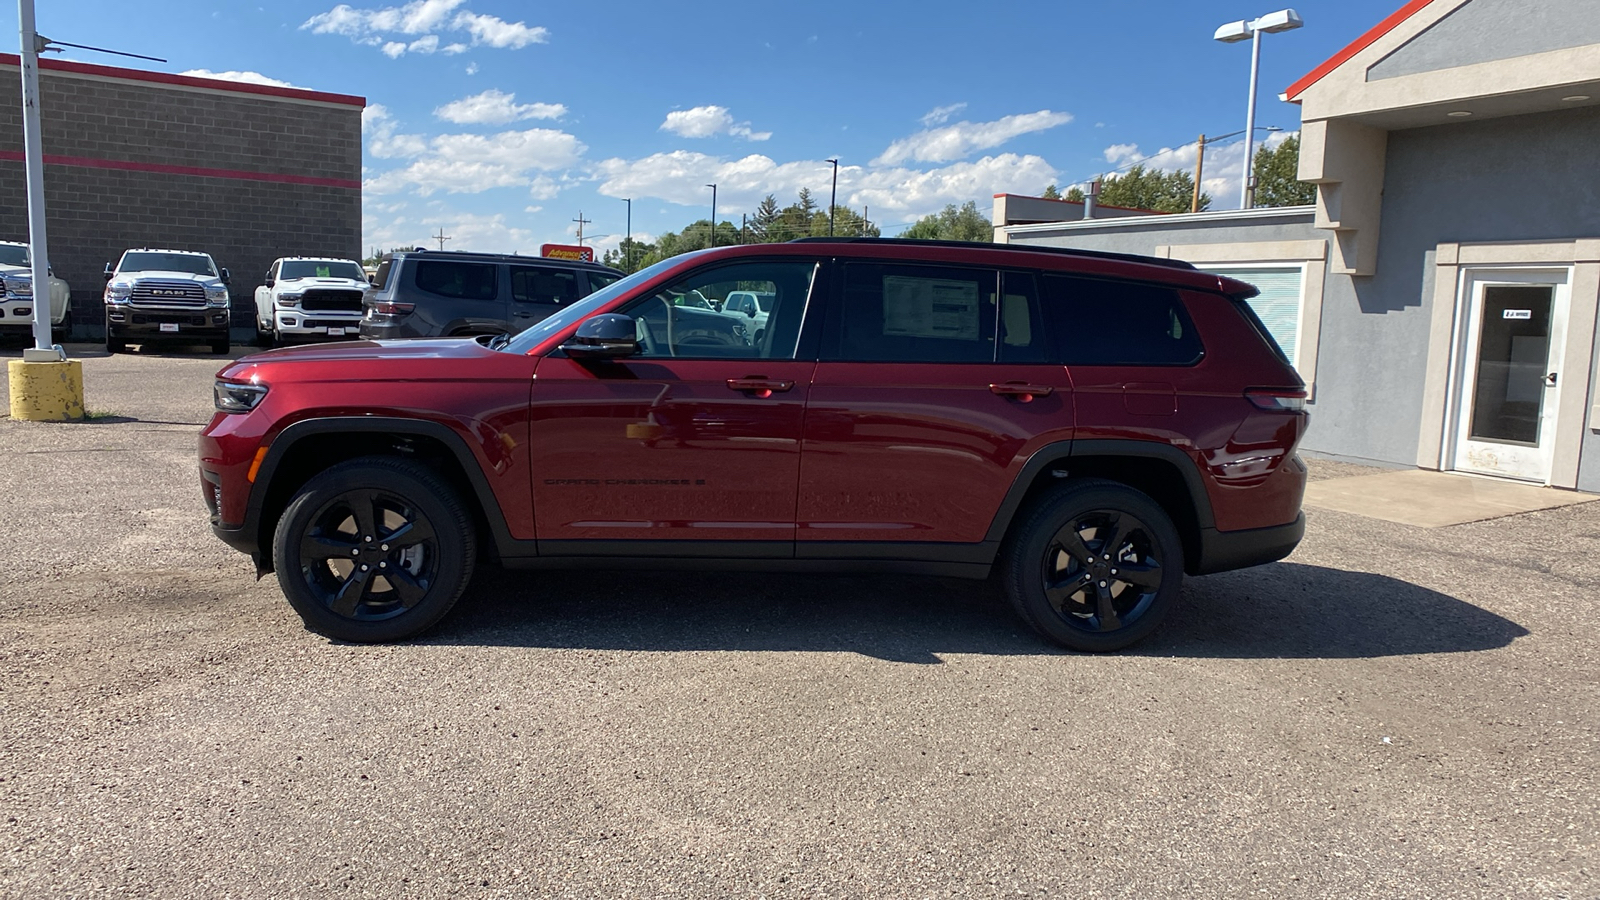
[[1192, 513, 1305, 575]]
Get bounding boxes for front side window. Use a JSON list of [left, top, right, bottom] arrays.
[[119, 252, 218, 277], [616, 260, 817, 360], [1041, 275, 1203, 366], [831, 263, 997, 363], [414, 261, 497, 301], [511, 267, 579, 306]]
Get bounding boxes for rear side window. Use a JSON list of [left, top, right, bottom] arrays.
[[371, 259, 392, 291], [831, 263, 997, 363], [414, 261, 497, 301], [1040, 274, 1203, 366], [510, 266, 579, 305], [586, 271, 620, 292]]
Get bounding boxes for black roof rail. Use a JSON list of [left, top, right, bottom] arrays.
[[785, 236, 1196, 271]]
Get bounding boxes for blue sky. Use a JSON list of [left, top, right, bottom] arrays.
[[14, 0, 1403, 258]]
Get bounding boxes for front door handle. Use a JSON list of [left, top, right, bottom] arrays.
[[726, 377, 795, 399], [990, 382, 1054, 402]]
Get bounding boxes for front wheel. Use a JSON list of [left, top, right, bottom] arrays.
[[272, 456, 477, 642], [1001, 478, 1185, 652], [211, 337, 231, 355]]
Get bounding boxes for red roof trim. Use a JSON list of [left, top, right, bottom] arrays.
[[0, 53, 365, 108], [0, 150, 361, 190], [1284, 0, 1436, 102]]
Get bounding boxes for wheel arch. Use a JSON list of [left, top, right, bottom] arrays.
[[985, 439, 1215, 575], [247, 417, 520, 574]]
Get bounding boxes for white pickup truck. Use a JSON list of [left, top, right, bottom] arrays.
[[0, 240, 71, 340], [254, 257, 370, 345]]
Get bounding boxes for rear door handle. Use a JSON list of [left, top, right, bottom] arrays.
[[726, 377, 795, 398], [990, 382, 1053, 402]]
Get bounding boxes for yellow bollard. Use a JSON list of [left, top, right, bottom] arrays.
[[8, 358, 86, 421]]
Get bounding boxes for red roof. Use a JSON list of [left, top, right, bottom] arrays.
[[0, 53, 365, 108], [1284, 0, 1436, 102]]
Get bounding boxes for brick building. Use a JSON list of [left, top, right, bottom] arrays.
[[0, 55, 363, 339]]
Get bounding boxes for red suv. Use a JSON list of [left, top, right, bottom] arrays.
[[200, 239, 1308, 651]]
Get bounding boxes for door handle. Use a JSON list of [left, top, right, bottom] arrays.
[[726, 377, 795, 398], [989, 382, 1054, 402]]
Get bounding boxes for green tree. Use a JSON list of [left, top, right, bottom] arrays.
[[797, 187, 818, 219], [1251, 135, 1315, 207], [1041, 184, 1061, 200], [750, 194, 780, 242], [898, 201, 992, 242], [602, 236, 654, 273], [1065, 186, 1085, 203], [1096, 164, 1208, 213]]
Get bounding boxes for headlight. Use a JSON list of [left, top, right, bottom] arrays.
[[276, 293, 302, 307], [206, 286, 229, 306], [214, 381, 268, 413], [8, 279, 32, 297], [105, 284, 132, 304]]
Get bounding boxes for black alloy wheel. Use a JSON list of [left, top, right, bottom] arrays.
[[1003, 479, 1184, 652], [273, 457, 475, 642]]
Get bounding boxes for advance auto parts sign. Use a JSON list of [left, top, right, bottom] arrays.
[[541, 243, 595, 262]]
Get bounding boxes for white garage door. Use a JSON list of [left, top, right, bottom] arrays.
[[1203, 266, 1306, 368]]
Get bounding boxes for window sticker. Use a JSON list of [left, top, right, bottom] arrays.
[[315, 265, 331, 277], [882, 275, 979, 340]]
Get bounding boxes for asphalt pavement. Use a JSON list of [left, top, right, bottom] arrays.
[[0, 344, 1595, 899]]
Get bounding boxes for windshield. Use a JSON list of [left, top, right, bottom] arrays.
[[0, 245, 28, 267], [119, 251, 218, 277], [501, 255, 693, 354], [280, 260, 366, 281]]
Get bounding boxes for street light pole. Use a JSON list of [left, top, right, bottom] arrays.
[[826, 158, 839, 237], [620, 197, 631, 270], [1215, 9, 1303, 209], [705, 183, 716, 247], [19, 0, 52, 354]]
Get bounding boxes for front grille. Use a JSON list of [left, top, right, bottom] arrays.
[[131, 313, 210, 326], [300, 289, 364, 312], [131, 280, 207, 307]]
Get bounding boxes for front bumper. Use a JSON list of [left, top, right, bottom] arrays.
[[0, 299, 64, 327], [108, 306, 230, 338], [274, 310, 362, 338]]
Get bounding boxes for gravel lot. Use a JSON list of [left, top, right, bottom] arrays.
[[1, 344, 1596, 899]]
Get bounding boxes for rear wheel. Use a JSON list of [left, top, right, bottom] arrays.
[[273, 456, 477, 642], [1001, 478, 1184, 652]]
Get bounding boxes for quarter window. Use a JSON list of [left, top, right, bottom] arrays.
[[414, 261, 497, 301], [832, 263, 997, 363], [1040, 275, 1203, 366]]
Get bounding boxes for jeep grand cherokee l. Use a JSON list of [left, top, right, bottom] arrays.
[[201, 239, 1308, 652]]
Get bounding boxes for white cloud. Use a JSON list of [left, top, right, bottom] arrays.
[[179, 69, 302, 88], [465, 61, 479, 74], [302, 0, 546, 54], [1103, 143, 1141, 165], [527, 175, 562, 200], [660, 105, 771, 141], [919, 102, 966, 127], [365, 128, 587, 196], [363, 104, 429, 158], [592, 150, 1056, 223], [435, 89, 566, 125], [873, 110, 1073, 166], [364, 209, 538, 255]]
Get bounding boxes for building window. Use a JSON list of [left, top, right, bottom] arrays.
[[1199, 265, 1306, 368]]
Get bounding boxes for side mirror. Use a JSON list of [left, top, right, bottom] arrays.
[[265, 278, 275, 288], [744, 307, 756, 318], [561, 313, 638, 359], [102, 262, 113, 282], [220, 267, 231, 285]]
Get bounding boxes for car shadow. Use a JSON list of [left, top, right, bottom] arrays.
[[428, 562, 1527, 663]]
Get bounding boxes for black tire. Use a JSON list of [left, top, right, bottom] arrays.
[[212, 337, 231, 355], [272, 456, 477, 642], [105, 332, 125, 354], [1001, 478, 1185, 652]]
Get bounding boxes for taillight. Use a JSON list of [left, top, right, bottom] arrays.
[[1245, 389, 1307, 411], [371, 301, 414, 316]]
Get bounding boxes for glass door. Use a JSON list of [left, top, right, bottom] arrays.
[[1451, 270, 1569, 483]]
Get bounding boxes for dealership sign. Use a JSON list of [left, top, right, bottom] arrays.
[[541, 243, 594, 262]]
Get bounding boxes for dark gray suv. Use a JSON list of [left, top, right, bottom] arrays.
[[359, 250, 623, 339]]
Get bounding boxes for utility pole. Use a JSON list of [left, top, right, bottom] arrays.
[[620, 198, 631, 270], [826, 158, 839, 237], [1191, 134, 1207, 213], [862, 205, 869, 236], [705, 184, 716, 247], [572, 211, 591, 246], [740, 213, 746, 245], [433, 227, 452, 251]]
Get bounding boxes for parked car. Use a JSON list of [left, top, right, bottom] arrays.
[[358, 249, 623, 340], [720, 290, 773, 343], [254, 257, 370, 345], [104, 248, 231, 354], [202, 238, 1309, 651], [0, 240, 71, 340]]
